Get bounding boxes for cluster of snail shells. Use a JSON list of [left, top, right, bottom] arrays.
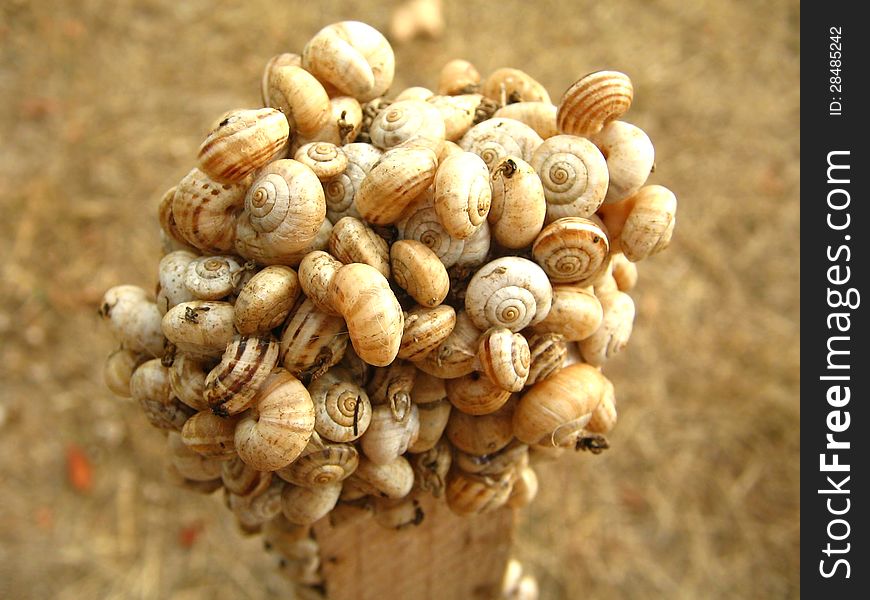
[[100, 20, 676, 587]]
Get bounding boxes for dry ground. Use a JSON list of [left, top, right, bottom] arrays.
[[0, 0, 799, 598]]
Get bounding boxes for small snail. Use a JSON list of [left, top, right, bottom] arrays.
[[204, 335, 280, 416], [308, 367, 372, 442], [390, 240, 450, 307], [590, 121, 655, 204], [368, 100, 446, 151], [557, 70, 633, 138], [279, 297, 348, 382], [438, 59, 481, 95], [181, 409, 240, 459], [464, 257, 552, 333], [530, 135, 609, 222], [482, 67, 551, 104], [264, 66, 331, 138], [355, 147, 438, 225], [433, 151, 492, 239], [398, 305, 457, 362], [294, 142, 349, 181], [477, 328, 531, 392], [234, 266, 301, 335], [488, 156, 546, 249], [329, 216, 391, 278], [161, 300, 236, 358]]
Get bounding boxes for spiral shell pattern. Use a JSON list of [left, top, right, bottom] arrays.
[[459, 118, 543, 170], [277, 443, 359, 487], [531, 135, 609, 221], [172, 168, 247, 254], [524, 332, 567, 387], [204, 335, 280, 416], [309, 370, 372, 442], [477, 328, 531, 392], [184, 256, 244, 300], [433, 151, 491, 239], [369, 100, 446, 151], [295, 142, 348, 181], [397, 194, 465, 268], [557, 71, 633, 137], [465, 257, 552, 332], [532, 217, 609, 285]]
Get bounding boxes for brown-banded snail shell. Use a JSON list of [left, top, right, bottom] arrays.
[[446, 371, 512, 416], [233, 266, 301, 335], [464, 257, 552, 333], [445, 467, 514, 516], [204, 335, 280, 416], [528, 285, 603, 342], [161, 300, 236, 359], [557, 70, 633, 138], [265, 65, 331, 138], [130, 358, 194, 431], [323, 142, 382, 223], [459, 118, 543, 170], [355, 147, 438, 225], [390, 240, 450, 307], [531, 217, 609, 285], [488, 156, 547, 249], [184, 255, 245, 300], [181, 409, 240, 459], [524, 332, 567, 387], [482, 67, 551, 104], [493, 102, 558, 139], [438, 59, 481, 95], [368, 100, 446, 151], [279, 297, 348, 383], [197, 108, 289, 184], [590, 120, 655, 204], [398, 305, 456, 362], [308, 367, 372, 442], [169, 353, 213, 411], [171, 168, 247, 254], [433, 151, 491, 239], [530, 134, 609, 221], [477, 328, 531, 392], [329, 216, 391, 278]]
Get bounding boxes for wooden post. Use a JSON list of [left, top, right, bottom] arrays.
[[313, 496, 516, 600]]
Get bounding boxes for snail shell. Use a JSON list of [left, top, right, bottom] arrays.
[[165, 462, 222, 494], [396, 191, 465, 268], [297, 251, 342, 315], [411, 371, 447, 405], [507, 465, 539, 509], [161, 300, 236, 358], [493, 102, 558, 139], [328, 263, 404, 367], [477, 328, 530, 392], [530, 135, 609, 221], [590, 121, 655, 204], [355, 147, 438, 225], [446, 371, 512, 416], [157, 250, 197, 314], [532, 217, 609, 285], [235, 159, 327, 265], [197, 108, 289, 184], [329, 217, 390, 278], [323, 142, 382, 223], [488, 156, 547, 249], [557, 71, 633, 138], [445, 467, 514, 516], [281, 482, 342, 525], [167, 432, 223, 482], [276, 215, 334, 268], [184, 255, 245, 300], [390, 240, 450, 307], [279, 297, 348, 383], [411, 439, 452, 497], [586, 385, 617, 435], [158, 185, 195, 253], [398, 305, 456, 361], [234, 266, 301, 335], [416, 310, 480, 379], [130, 358, 193, 431], [426, 94, 482, 141], [297, 95, 365, 148], [394, 86, 435, 102], [294, 142, 348, 181], [482, 67, 551, 104], [433, 151, 491, 239], [528, 285, 603, 342], [407, 399, 451, 453], [235, 369, 316, 471], [445, 398, 516, 456], [351, 455, 415, 499], [513, 363, 608, 446], [524, 332, 567, 387], [609, 184, 677, 262], [204, 335, 280, 416], [459, 118, 543, 170], [260, 53, 302, 105], [453, 439, 528, 476], [100, 285, 165, 357], [368, 100, 446, 151], [221, 456, 272, 496], [437, 139, 464, 162], [438, 59, 481, 95], [360, 403, 420, 464], [180, 409, 239, 459], [302, 21, 395, 102], [230, 479, 286, 529], [308, 368, 372, 442], [169, 353, 212, 411], [453, 218, 491, 269], [578, 290, 635, 366], [265, 65, 331, 138], [277, 441, 359, 487], [372, 495, 425, 530], [172, 168, 247, 253], [464, 257, 552, 332], [103, 348, 142, 398], [611, 252, 638, 291]]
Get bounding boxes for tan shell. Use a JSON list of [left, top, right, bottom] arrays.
[[183, 255, 245, 300], [426, 94, 482, 142], [235, 369, 316, 471], [411, 371, 448, 405], [611, 253, 638, 291], [168, 353, 212, 411], [524, 332, 567, 387], [171, 168, 248, 254], [157, 185, 194, 252], [323, 142, 382, 222], [302, 21, 395, 102], [297, 251, 342, 315], [459, 118, 543, 170], [411, 439, 452, 497], [611, 185, 677, 262], [167, 432, 223, 482], [407, 399, 451, 453], [396, 191, 466, 269], [530, 134, 609, 221], [590, 121, 655, 204], [438, 59, 481, 95], [416, 310, 481, 379], [279, 297, 348, 382], [355, 147, 438, 225], [329, 216, 390, 278], [453, 219, 491, 269], [161, 300, 236, 358], [165, 462, 223, 495], [532, 217, 609, 285], [260, 53, 302, 105], [437, 140, 464, 162], [482, 68, 550, 104], [130, 359, 193, 431], [308, 368, 372, 442], [390, 240, 450, 307], [277, 441, 359, 487], [493, 102, 558, 139], [398, 305, 456, 361], [103, 348, 142, 398], [366, 361, 417, 416], [180, 409, 239, 459], [265, 65, 331, 138], [157, 250, 197, 314], [276, 215, 334, 268], [221, 456, 272, 496], [360, 403, 420, 464], [235, 159, 327, 265], [557, 71, 633, 138], [507, 465, 539, 509], [433, 151, 491, 239], [464, 257, 552, 332], [197, 108, 289, 184], [445, 468, 514, 516], [488, 157, 547, 249], [477, 328, 530, 392], [204, 335, 280, 416], [295, 95, 365, 147], [528, 285, 603, 342], [578, 290, 635, 366], [229, 478, 286, 528], [100, 285, 165, 357], [328, 263, 404, 367], [294, 142, 349, 181], [394, 86, 435, 102], [351, 455, 415, 499], [586, 386, 618, 434], [446, 372, 512, 416], [453, 439, 528, 476], [368, 100, 446, 151], [445, 398, 516, 456], [234, 266, 301, 335], [281, 482, 342, 525], [513, 363, 608, 446]]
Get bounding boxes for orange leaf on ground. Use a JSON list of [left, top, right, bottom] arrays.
[[66, 443, 93, 493]]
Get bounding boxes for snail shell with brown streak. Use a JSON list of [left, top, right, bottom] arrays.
[[433, 151, 491, 239], [329, 216, 391, 278], [355, 147, 438, 225], [524, 332, 567, 387], [398, 305, 456, 362], [171, 168, 248, 254], [234, 266, 301, 335], [557, 71, 633, 138], [390, 240, 450, 307], [308, 367, 372, 442], [279, 297, 348, 383], [488, 157, 547, 249], [464, 257, 552, 333], [277, 438, 359, 487], [169, 353, 212, 411], [530, 135, 609, 222], [204, 335, 280, 416]]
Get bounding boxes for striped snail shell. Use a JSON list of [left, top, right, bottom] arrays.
[[433, 151, 491, 239], [157, 250, 197, 314], [167, 432, 223, 482], [204, 335, 280, 416], [464, 257, 552, 333], [396, 191, 466, 269], [528, 285, 603, 342], [323, 142, 382, 223], [445, 467, 514, 516], [524, 332, 567, 387], [297, 251, 342, 315], [477, 328, 531, 392], [169, 352, 212, 411], [426, 94, 482, 142], [488, 156, 547, 249], [277, 439, 359, 487], [482, 67, 551, 104], [279, 297, 348, 383], [130, 358, 194, 431], [265, 65, 330, 138], [221, 456, 272, 496], [530, 134, 609, 221], [493, 102, 558, 139], [308, 367, 372, 442], [459, 118, 543, 171], [438, 59, 481, 95], [280, 482, 343, 526], [411, 438, 452, 497], [183, 255, 245, 300], [445, 397, 516, 456], [233, 265, 301, 335], [368, 100, 446, 151], [171, 170, 248, 255], [355, 147, 438, 225], [197, 108, 289, 184], [234, 369, 316, 471], [446, 371, 512, 416], [590, 120, 655, 204], [407, 399, 451, 453], [531, 217, 609, 285], [329, 216, 391, 278], [180, 409, 240, 459], [390, 240, 450, 307], [578, 290, 636, 366], [416, 310, 481, 379], [235, 159, 326, 265], [294, 142, 348, 181], [398, 304, 456, 362], [557, 71, 633, 138]]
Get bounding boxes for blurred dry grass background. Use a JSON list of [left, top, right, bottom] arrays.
[[0, 0, 799, 598]]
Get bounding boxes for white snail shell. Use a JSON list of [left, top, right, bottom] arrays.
[[464, 257, 552, 332], [590, 121, 655, 204], [459, 118, 543, 170], [323, 142, 382, 223], [530, 134, 609, 222], [368, 100, 446, 152], [488, 156, 547, 249], [183, 255, 245, 300], [433, 151, 492, 239], [308, 368, 372, 442], [396, 191, 466, 269]]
